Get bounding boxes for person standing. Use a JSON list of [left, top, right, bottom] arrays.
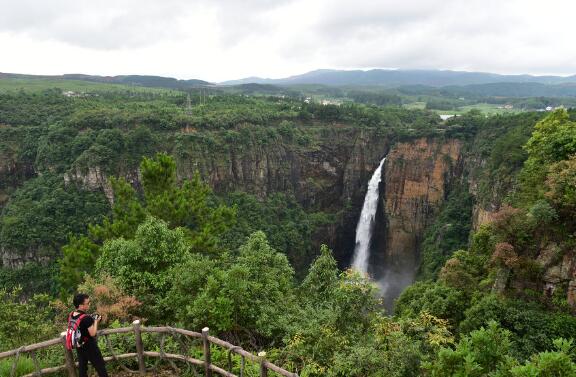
[[69, 293, 109, 377]]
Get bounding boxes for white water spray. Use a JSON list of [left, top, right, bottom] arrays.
[[351, 157, 386, 275]]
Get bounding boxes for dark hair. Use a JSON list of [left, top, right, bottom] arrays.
[[73, 293, 90, 308]]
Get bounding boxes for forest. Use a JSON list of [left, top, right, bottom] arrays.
[[0, 83, 575, 376]]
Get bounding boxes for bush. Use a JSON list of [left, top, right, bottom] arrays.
[[0, 356, 35, 377]]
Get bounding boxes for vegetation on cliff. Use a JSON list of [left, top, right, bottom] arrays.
[[0, 86, 575, 375]]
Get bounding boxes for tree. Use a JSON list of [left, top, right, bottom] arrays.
[[511, 339, 576, 376], [168, 231, 295, 345], [58, 235, 100, 296], [426, 322, 515, 377], [0, 289, 57, 350], [524, 109, 576, 165], [516, 109, 576, 206], [96, 217, 190, 321], [58, 153, 236, 293], [58, 177, 146, 294], [299, 244, 339, 302], [395, 281, 469, 328], [545, 155, 576, 222]]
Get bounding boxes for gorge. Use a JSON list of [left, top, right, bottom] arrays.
[[1, 92, 575, 313]]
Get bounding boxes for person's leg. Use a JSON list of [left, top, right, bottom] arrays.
[[87, 344, 109, 377], [77, 349, 89, 377]]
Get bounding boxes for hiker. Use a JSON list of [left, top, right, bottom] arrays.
[[67, 293, 109, 377]]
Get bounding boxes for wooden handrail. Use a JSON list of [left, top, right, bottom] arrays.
[[1, 323, 298, 377]]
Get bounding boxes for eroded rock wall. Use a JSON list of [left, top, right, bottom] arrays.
[[372, 138, 464, 307]]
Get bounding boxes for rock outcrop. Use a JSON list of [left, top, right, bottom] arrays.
[[371, 138, 464, 307], [57, 127, 390, 267], [173, 127, 391, 265]]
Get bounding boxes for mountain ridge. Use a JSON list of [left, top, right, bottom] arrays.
[[221, 68, 576, 87], [0, 72, 212, 89]]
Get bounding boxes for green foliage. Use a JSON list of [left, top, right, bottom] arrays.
[[58, 235, 103, 296], [0, 90, 76, 126], [140, 154, 236, 253], [300, 244, 339, 301], [426, 98, 458, 111], [545, 155, 576, 224], [89, 177, 147, 241], [419, 187, 474, 280], [438, 250, 488, 294], [426, 321, 515, 377], [348, 90, 403, 107], [0, 174, 109, 253], [96, 217, 190, 321], [221, 191, 331, 276], [0, 357, 35, 377], [510, 339, 576, 376], [469, 224, 498, 256], [395, 281, 469, 328], [0, 262, 58, 297], [279, 248, 391, 376], [58, 153, 235, 293], [168, 231, 295, 342], [0, 289, 57, 350], [460, 295, 576, 360], [524, 109, 576, 165], [514, 109, 576, 206], [4, 88, 576, 376], [528, 200, 558, 226]]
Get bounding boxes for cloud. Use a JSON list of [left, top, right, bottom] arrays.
[[0, 0, 198, 49], [0, 0, 291, 50], [0, 0, 575, 80]]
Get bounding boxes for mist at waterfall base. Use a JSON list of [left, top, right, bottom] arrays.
[[350, 157, 416, 313]]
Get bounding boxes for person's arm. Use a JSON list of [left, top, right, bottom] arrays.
[[88, 316, 100, 337]]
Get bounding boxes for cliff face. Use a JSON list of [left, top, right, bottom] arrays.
[[465, 157, 576, 311], [371, 138, 464, 307], [0, 158, 35, 210], [174, 128, 390, 210], [175, 127, 392, 265], [55, 127, 391, 266]]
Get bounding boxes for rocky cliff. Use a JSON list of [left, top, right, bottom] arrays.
[[371, 138, 464, 308], [57, 127, 391, 265]]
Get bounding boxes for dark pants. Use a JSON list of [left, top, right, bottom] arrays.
[[77, 341, 108, 377]]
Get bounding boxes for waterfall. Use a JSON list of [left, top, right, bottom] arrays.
[[351, 157, 386, 275]]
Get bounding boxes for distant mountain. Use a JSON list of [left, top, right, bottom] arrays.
[[443, 82, 576, 98], [222, 69, 576, 87], [5, 70, 576, 95], [62, 74, 211, 89], [0, 73, 212, 89]]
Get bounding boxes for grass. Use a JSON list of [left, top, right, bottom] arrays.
[[403, 101, 426, 110], [403, 101, 523, 116], [0, 78, 177, 95], [458, 103, 522, 114]]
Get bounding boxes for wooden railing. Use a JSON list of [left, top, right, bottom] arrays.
[[0, 321, 298, 377]]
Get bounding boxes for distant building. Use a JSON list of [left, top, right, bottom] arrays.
[[546, 106, 553, 111]]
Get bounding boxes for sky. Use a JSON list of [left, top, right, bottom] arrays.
[[0, 0, 575, 82]]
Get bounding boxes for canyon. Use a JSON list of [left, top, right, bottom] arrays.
[[2, 125, 575, 309]]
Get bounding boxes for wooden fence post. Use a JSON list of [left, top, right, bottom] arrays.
[[61, 331, 76, 377], [202, 327, 212, 377], [133, 320, 146, 375], [258, 351, 268, 377]]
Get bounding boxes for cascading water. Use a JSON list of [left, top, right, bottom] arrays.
[[351, 157, 386, 275]]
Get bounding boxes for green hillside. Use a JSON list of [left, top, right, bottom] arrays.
[[0, 87, 575, 376]]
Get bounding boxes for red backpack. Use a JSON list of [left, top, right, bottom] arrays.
[[66, 312, 87, 350]]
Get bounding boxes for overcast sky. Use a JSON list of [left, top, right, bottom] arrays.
[[1, 0, 574, 82]]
